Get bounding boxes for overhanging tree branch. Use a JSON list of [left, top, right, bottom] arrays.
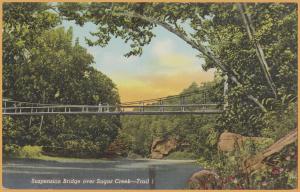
[[112, 11, 267, 112]]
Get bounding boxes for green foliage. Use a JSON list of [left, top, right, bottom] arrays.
[[105, 131, 134, 157], [261, 102, 297, 140], [3, 3, 61, 97], [3, 3, 120, 158], [250, 143, 297, 189], [2, 4, 297, 190], [58, 2, 297, 137], [18, 146, 43, 158], [197, 140, 297, 189], [3, 145, 42, 158], [121, 82, 221, 158], [121, 116, 153, 156], [60, 140, 102, 158], [3, 144, 21, 157], [202, 4, 297, 135]]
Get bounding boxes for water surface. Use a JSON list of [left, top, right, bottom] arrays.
[[3, 158, 201, 189]]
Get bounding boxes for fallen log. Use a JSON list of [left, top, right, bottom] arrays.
[[243, 129, 297, 173]]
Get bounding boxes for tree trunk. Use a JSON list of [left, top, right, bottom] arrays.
[[237, 3, 277, 98]]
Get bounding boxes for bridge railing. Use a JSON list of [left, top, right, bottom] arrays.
[[127, 103, 221, 112]]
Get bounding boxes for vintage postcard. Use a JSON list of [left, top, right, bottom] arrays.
[[1, 1, 298, 190]]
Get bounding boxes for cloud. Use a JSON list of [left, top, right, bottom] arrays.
[[151, 39, 175, 57], [150, 38, 204, 71]]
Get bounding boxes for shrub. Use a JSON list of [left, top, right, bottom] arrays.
[[61, 140, 102, 158], [3, 144, 21, 157], [105, 132, 134, 157], [262, 102, 296, 140], [3, 144, 42, 158], [196, 140, 297, 189], [18, 145, 42, 158], [127, 152, 143, 159]]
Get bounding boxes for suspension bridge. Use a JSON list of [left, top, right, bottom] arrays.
[[2, 90, 223, 116]]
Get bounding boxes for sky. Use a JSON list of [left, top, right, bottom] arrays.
[[62, 21, 215, 102]]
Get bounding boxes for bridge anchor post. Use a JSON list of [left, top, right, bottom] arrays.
[[180, 97, 185, 112]]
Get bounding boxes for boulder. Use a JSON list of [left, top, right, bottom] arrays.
[[150, 137, 178, 159], [150, 151, 164, 159], [217, 131, 244, 152], [217, 130, 272, 152], [188, 169, 220, 189]]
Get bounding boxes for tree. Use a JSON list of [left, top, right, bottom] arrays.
[[120, 81, 221, 158], [3, 2, 60, 98], [57, 2, 292, 112], [237, 3, 277, 98], [57, 2, 297, 135], [3, 3, 121, 157], [196, 4, 297, 135]]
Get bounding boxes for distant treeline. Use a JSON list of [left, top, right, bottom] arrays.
[[120, 82, 223, 158]]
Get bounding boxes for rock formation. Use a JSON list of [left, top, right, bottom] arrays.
[[150, 137, 178, 159], [217, 130, 272, 152]]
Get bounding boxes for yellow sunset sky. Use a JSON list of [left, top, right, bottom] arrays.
[[112, 59, 215, 102], [116, 71, 215, 102], [102, 37, 215, 102], [63, 22, 215, 102]]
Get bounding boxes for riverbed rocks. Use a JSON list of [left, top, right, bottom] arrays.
[[150, 137, 178, 159]]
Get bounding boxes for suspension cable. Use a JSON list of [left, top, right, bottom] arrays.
[[3, 88, 211, 107]]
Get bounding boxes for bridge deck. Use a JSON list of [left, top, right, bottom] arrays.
[[2, 110, 222, 115], [2, 104, 223, 115]]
